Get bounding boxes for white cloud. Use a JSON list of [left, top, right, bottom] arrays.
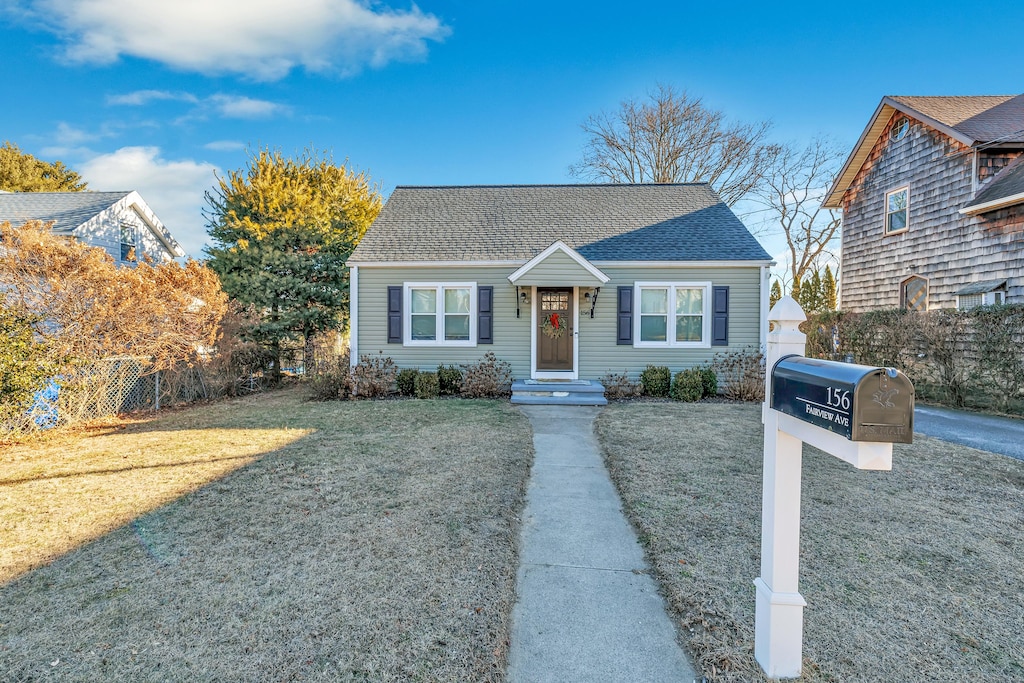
[[107, 90, 289, 120], [208, 94, 289, 119], [24, 0, 450, 80], [204, 140, 246, 152], [106, 90, 198, 106], [79, 147, 218, 259]]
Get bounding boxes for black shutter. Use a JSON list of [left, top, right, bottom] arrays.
[[617, 286, 633, 345], [711, 286, 729, 346], [387, 286, 402, 343], [478, 285, 493, 344]]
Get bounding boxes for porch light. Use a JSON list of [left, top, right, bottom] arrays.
[[582, 287, 600, 318], [516, 286, 531, 318]]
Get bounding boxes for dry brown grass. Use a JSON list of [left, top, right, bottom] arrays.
[[0, 388, 532, 682], [597, 402, 1024, 683]]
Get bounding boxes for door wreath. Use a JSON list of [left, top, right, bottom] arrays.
[[541, 312, 565, 339]]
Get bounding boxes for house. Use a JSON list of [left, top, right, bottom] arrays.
[[0, 190, 184, 263], [824, 94, 1024, 311], [346, 184, 773, 397]]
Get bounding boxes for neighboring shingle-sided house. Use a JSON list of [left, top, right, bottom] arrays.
[[347, 184, 772, 398], [0, 190, 184, 263], [824, 94, 1024, 311]]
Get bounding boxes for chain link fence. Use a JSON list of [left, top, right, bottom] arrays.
[[4, 356, 269, 440]]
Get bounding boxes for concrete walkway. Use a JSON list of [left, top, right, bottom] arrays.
[[508, 405, 697, 683]]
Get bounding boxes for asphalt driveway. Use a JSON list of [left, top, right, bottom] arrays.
[[915, 404, 1024, 461]]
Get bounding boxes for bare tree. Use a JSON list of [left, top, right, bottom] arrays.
[[570, 85, 780, 205], [755, 137, 845, 292]]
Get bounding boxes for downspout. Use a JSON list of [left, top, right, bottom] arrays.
[[349, 265, 359, 367], [760, 265, 771, 351]]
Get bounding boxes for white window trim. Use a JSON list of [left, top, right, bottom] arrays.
[[403, 282, 477, 347], [884, 186, 910, 235], [633, 281, 712, 349]]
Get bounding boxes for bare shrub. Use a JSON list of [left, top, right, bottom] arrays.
[[460, 352, 513, 398], [350, 352, 397, 399], [916, 309, 972, 407], [639, 365, 671, 397], [972, 304, 1024, 411], [711, 348, 765, 401], [307, 356, 352, 401], [600, 370, 641, 399]]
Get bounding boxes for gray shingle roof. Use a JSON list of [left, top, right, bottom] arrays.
[[890, 94, 1024, 144], [349, 184, 771, 263], [0, 191, 134, 232], [965, 155, 1024, 211]]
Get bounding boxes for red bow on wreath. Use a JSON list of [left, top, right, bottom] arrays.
[[549, 313, 560, 329]]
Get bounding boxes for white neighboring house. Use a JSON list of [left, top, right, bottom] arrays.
[[0, 190, 185, 263]]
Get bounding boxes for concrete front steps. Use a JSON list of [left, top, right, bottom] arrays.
[[510, 379, 607, 406]]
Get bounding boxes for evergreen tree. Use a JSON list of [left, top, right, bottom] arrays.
[[770, 280, 782, 309], [205, 148, 382, 381], [822, 265, 838, 311], [0, 141, 87, 192], [790, 276, 802, 307], [802, 269, 823, 313]]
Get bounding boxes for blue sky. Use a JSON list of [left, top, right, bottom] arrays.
[[2, 0, 1023, 261]]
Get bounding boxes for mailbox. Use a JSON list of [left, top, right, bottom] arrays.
[[771, 355, 914, 444]]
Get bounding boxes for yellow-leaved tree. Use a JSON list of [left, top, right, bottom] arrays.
[[205, 148, 382, 381]]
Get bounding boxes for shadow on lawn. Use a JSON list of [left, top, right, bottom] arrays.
[[0, 392, 530, 682]]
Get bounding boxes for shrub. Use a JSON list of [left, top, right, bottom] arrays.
[[599, 370, 641, 399], [639, 365, 671, 398], [461, 352, 513, 398], [1, 306, 56, 429], [698, 365, 718, 397], [307, 357, 351, 401], [670, 368, 704, 402], [711, 348, 765, 401], [350, 352, 397, 399], [414, 371, 440, 399], [437, 365, 463, 396], [396, 368, 419, 397]]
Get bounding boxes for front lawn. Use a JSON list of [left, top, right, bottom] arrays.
[[597, 402, 1024, 683], [0, 389, 533, 681]]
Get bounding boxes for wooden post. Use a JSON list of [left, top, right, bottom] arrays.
[[756, 296, 807, 678]]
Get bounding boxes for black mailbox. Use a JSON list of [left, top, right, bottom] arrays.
[[771, 355, 914, 443]]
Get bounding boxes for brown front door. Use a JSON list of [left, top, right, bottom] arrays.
[[537, 288, 573, 371]]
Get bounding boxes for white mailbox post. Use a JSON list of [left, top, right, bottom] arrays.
[[756, 296, 911, 678]]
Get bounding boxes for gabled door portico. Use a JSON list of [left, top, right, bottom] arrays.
[[508, 241, 610, 380]]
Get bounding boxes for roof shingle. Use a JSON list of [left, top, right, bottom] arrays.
[[349, 184, 770, 263], [890, 94, 1024, 144], [0, 191, 134, 232]]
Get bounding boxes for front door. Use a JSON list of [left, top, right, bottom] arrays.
[[537, 287, 573, 371]]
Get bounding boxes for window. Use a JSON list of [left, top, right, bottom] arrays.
[[634, 282, 711, 347], [885, 187, 909, 234], [890, 117, 909, 141], [901, 276, 927, 311], [120, 222, 137, 261], [404, 283, 476, 346], [958, 290, 1005, 310]]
